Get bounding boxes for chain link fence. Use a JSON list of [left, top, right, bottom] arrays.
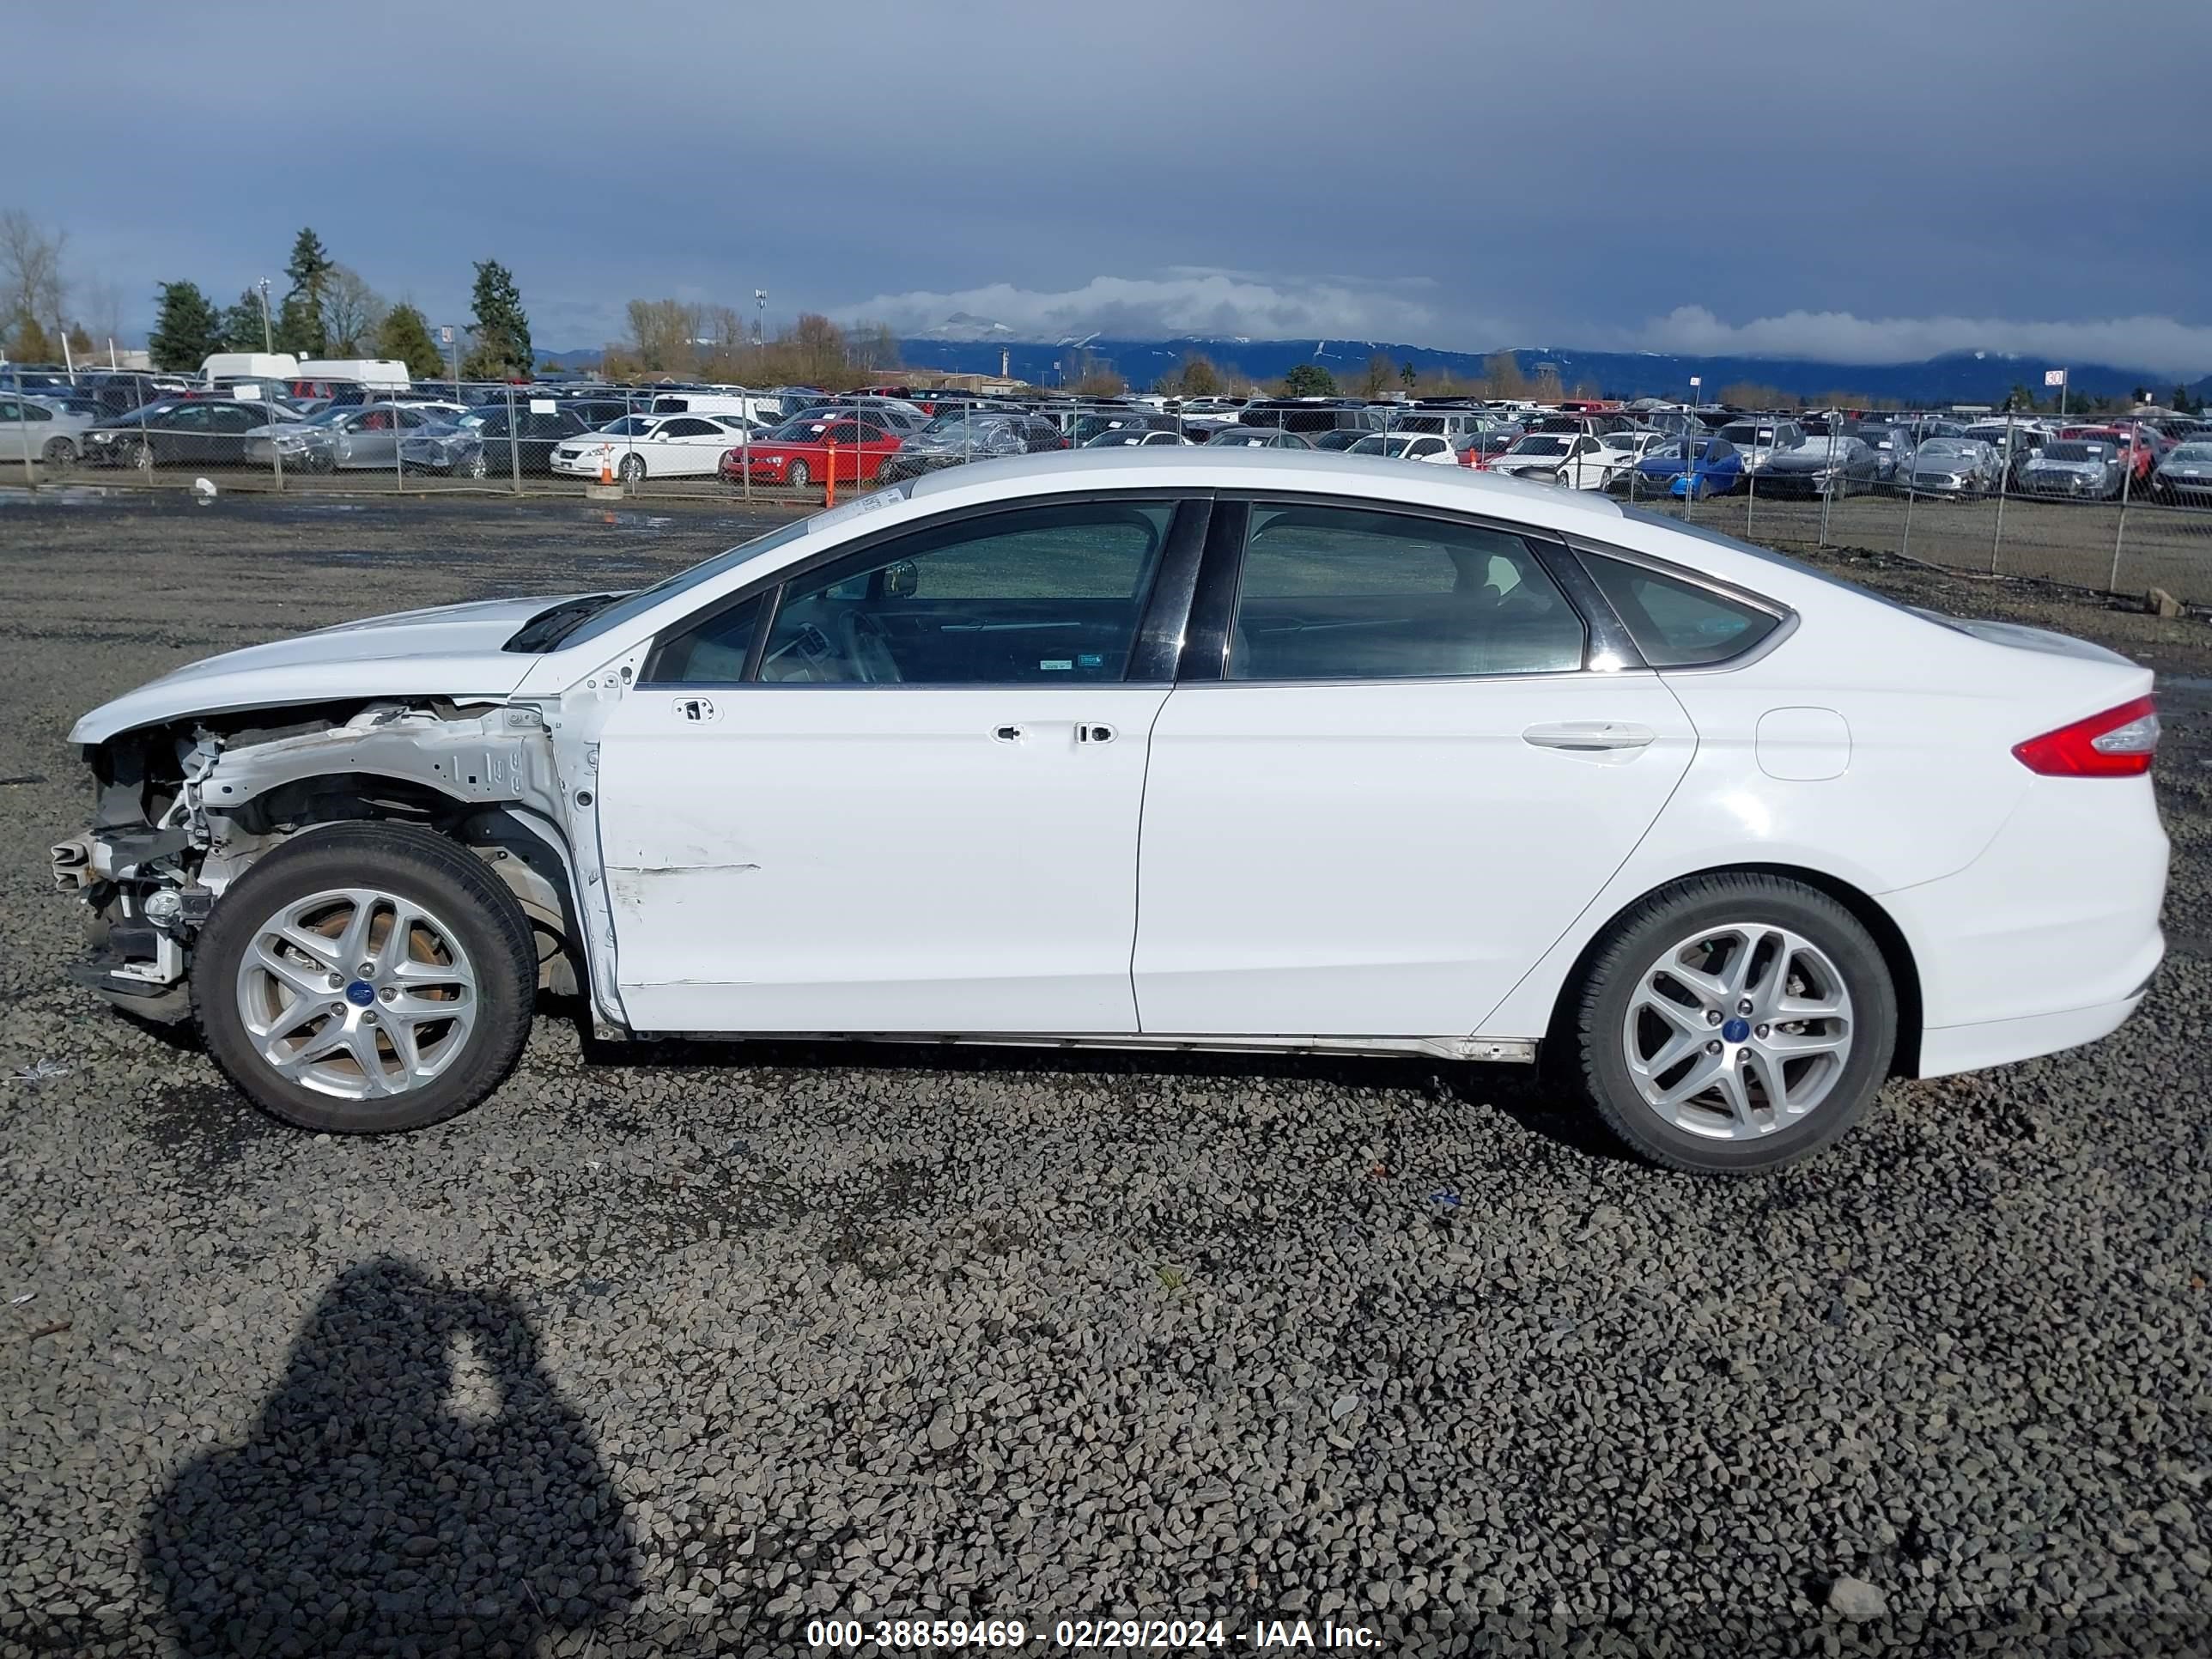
[[8, 374, 2211, 603]]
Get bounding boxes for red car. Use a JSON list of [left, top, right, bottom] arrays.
[[2060, 425, 2157, 484], [720, 416, 903, 489]]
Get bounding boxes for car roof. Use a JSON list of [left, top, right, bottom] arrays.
[[898, 447, 1628, 529]]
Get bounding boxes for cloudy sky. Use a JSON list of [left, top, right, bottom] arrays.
[[14, 1, 2212, 373]]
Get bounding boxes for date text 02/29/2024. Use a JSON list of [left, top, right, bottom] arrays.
[[805, 1617, 1382, 1650]]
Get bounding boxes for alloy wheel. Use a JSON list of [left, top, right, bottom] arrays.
[[1621, 921, 1854, 1140], [233, 887, 479, 1101]]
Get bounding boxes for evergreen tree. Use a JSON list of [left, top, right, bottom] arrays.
[[219, 288, 270, 354], [148, 281, 222, 371], [1399, 362, 1417, 391], [1280, 362, 1336, 398], [461, 259, 532, 380], [377, 302, 447, 380], [10, 315, 58, 362], [276, 228, 334, 356]]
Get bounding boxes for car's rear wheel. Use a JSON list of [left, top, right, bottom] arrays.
[[41, 436, 76, 468], [786, 459, 810, 489], [1569, 873, 1897, 1173], [192, 823, 537, 1133]]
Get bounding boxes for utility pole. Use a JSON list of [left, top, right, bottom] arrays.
[[257, 278, 274, 354], [754, 290, 768, 350]]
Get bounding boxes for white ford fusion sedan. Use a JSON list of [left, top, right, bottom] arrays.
[[55, 451, 2166, 1171]]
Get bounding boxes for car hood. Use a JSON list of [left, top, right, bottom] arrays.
[[1764, 447, 1846, 472], [69, 593, 576, 744], [2025, 457, 2106, 473]]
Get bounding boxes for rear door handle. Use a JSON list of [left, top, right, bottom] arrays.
[[1522, 720, 1657, 751]]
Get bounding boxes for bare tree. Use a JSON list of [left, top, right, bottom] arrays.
[[320, 265, 387, 357], [626, 298, 705, 375], [0, 209, 68, 342], [76, 276, 123, 352]]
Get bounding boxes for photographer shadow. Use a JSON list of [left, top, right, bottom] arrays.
[[143, 1257, 641, 1656]]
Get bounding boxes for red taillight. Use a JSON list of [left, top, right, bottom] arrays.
[[2013, 696, 2159, 776]]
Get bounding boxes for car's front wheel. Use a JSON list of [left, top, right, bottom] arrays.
[[1569, 872, 1897, 1173], [618, 453, 646, 484], [191, 823, 538, 1133], [786, 459, 811, 489]]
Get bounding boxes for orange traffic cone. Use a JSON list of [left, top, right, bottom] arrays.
[[599, 453, 614, 488]]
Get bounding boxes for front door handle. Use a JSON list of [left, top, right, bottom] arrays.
[[1076, 723, 1117, 744], [993, 724, 1024, 743], [1522, 720, 1657, 752]]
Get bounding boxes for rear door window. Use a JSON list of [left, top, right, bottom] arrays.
[[1227, 505, 1585, 681]]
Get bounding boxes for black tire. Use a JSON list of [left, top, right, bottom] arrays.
[[128, 439, 155, 471], [41, 436, 76, 469], [191, 823, 537, 1133], [786, 459, 810, 490], [618, 453, 646, 484], [1569, 872, 1898, 1174]]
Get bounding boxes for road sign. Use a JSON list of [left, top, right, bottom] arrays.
[[1688, 376, 1702, 388], [439, 326, 455, 346], [2044, 368, 2067, 386]]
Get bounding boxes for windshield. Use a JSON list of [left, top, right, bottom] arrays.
[[556, 516, 827, 651], [2170, 444, 2212, 463], [1510, 436, 1571, 456], [599, 416, 657, 436], [763, 419, 833, 442], [1917, 439, 1974, 456], [2042, 442, 2101, 461]]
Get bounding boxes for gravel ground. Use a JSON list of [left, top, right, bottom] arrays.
[[2, 495, 2209, 1657]]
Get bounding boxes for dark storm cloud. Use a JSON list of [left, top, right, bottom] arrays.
[[10, 0, 2211, 371]]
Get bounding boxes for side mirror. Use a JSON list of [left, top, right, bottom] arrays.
[[883, 560, 920, 600]]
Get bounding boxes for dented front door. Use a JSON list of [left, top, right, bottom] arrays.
[[592, 684, 1169, 1035]]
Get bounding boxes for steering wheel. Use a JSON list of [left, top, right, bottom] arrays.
[[838, 609, 902, 684]]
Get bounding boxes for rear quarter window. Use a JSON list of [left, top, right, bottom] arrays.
[[1578, 551, 1780, 666]]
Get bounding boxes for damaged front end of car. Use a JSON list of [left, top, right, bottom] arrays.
[[52, 700, 609, 1026]]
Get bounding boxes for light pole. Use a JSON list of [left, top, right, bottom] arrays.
[[257, 278, 274, 354], [754, 290, 767, 349]]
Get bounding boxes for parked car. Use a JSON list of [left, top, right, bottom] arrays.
[[1904, 437, 2007, 496], [1843, 424, 1912, 483], [399, 405, 597, 478], [1759, 435, 1881, 499], [1204, 426, 1316, 449], [55, 451, 2166, 1176], [1236, 399, 1386, 437], [1716, 420, 1807, 477], [0, 393, 96, 466], [1962, 422, 2051, 486], [1458, 428, 1525, 470], [880, 413, 1068, 482], [550, 414, 761, 483], [722, 415, 904, 489], [2018, 440, 2126, 500], [1491, 432, 1620, 489], [1345, 433, 1462, 466], [81, 398, 304, 469], [1311, 429, 1373, 453], [2059, 426, 2156, 487], [1633, 437, 1744, 499], [243, 404, 451, 472], [1084, 428, 1196, 449], [2151, 440, 2212, 505], [1067, 410, 1182, 447]]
